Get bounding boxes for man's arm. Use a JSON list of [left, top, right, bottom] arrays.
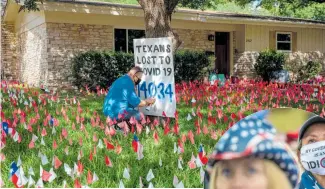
[[138, 100, 148, 107], [127, 86, 153, 108], [128, 91, 154, 108]]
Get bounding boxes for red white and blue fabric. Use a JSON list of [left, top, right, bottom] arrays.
[[247, 109, 270, 120], [132, 134, 140, 153], [1, 121, 9, 135], [1, 121, 14, 136], [198, 144, 208, 165], [207, 116, 299, 189], [9, 162, 20, 188]]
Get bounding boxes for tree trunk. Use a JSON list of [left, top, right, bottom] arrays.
[[138, 0, 182, 52]]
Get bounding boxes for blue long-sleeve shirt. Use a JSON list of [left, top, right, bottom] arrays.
[[103, 75, 141, 120]]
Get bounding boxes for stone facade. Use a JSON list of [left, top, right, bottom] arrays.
[[234, 51, 325, 79], [46, 23, 113, 89], [17, 23, 48, 87], [2, 22, 113, 88], [1, 22, 18, 80], [3, 20, 324, 88], [3, 23, 215, 89], [233, 51, 259, 78], [176, 29, 237, 72], [288, 52, 325, 75], [176, 29, 215, 52], [44, 26, 211, 89]]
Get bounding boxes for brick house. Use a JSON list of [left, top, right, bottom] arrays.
[[1, 0, 325, 89]]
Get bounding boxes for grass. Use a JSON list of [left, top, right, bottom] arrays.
[[0, 82, 323, 187]]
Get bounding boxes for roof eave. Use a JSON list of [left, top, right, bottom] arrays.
[[40, 0, 325, 28]]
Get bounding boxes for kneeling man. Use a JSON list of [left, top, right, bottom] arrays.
[[103, 66, 155, 124]]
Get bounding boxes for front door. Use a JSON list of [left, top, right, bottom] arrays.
[[215, 32, 230, 77]]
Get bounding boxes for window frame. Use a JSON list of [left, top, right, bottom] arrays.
[[276, 32, 292, 53], [113, 28, 145, 53]]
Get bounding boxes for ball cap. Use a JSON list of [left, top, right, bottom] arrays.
[[298, 115, 325, 142]]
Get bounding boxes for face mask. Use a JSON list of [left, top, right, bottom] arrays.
[[135, 78, 141, 86], [300, 140, 325, 175]]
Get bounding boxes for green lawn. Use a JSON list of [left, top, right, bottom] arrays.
[[0, 83, 323, 187]]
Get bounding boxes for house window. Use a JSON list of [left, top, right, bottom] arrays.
[[114, 29, 145, 53], [276, 32, 292, 52]]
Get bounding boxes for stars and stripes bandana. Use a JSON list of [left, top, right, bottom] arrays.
[[299, 171, 324, 189], [246, 109, 270, 120], [206, 116, 300, 189]]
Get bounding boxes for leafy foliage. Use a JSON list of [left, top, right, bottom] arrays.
[[298, 61, 322, 81], [284, 57, 305, 83], [262, 1, 325, 21], [174, 50, 211, 83], [254, 49, 287, 82], [231, 0, 325, 21], [15, 0, 42, 12], [72, 51, 134, 90], [72, 50, 210, 90], [208, 1, 272, 15], [178, 0, 210, 9]]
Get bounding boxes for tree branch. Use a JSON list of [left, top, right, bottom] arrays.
[[137, 0, 147, 9], [165, 0, 180, 14], [15, 0, 43, 12]]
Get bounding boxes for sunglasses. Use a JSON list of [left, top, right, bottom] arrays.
[[134, 71, 143, 79]]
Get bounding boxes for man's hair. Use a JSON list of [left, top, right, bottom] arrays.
[[130, 66, 143, 74]]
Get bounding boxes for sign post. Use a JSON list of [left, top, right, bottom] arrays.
[[133, 37, 176, 118]]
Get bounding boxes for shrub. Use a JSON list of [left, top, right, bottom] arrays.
[[174, 50, 211, 83], [298, 61, 322, 81], [284, 57, 305, 83], [254, 49, 286, 82], [72, 50, 210, 90], [72, 51, 134, 90]]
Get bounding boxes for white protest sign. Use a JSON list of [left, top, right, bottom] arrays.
[[133, 37, 176, 118]]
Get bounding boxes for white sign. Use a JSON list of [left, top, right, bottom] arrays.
[[133, 37, 176, 118]]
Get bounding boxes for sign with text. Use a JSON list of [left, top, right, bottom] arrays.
[[133, 37, 176, 118]]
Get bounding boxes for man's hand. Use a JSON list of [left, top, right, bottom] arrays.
[[145, 98, 156, 106], [138, 98, 156, 107]]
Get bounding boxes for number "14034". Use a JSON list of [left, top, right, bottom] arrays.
[[137, 81, 174, 102]]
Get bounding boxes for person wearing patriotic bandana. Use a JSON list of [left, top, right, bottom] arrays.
[[297, 115, 325, 189], [204, 115, 300, 189]]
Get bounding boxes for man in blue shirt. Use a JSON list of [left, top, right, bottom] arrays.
[[103, 66, 155, 122]]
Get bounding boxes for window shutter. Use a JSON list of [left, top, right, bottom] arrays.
[[292, 32, 297, 52], [269, 31, 276, 50]]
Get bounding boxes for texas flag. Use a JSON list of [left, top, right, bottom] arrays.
[[1, 121, 14, 136], [1, 122, 9, 135], [9, 162, 23, 188], [198, 144, 208, 165]]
